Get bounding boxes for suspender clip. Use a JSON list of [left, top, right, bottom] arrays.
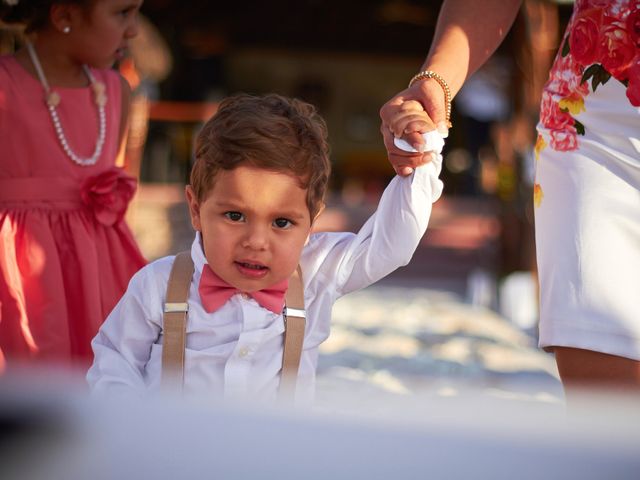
[[283, 307, 306, 319], [164, 302, 189, 313]]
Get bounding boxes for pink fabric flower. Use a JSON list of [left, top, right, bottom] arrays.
[[599, 17, 636, 80], [570, 8, 603, 66], [80, 168, 137, 226]]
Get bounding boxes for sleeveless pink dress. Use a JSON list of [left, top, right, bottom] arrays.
[[0, 56, 146, 371], [534, 0, 640, 360]]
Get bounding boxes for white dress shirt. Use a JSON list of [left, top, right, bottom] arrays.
[[87, 160, 443, 404]]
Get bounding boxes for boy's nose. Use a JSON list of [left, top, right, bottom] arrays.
[[242, 226, 269, 250]]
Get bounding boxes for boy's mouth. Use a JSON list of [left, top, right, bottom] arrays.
[[236, 261, 267, 270], [235, 260, 269, 279]]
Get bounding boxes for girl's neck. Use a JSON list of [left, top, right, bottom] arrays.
[[16, 34, 90, 88]]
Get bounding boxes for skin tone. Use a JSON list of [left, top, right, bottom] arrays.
[[380, 0, 522, 176], [555, 348, 640, 395], [185, 165, 315, 293], [380, 0, 640, 392], [15, 0, 143, 86], [13, 0, 143, 163]]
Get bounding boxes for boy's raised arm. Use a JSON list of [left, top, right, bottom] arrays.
[[315, 139, 443, 298]]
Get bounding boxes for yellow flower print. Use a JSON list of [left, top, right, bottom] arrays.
[[558, 93, 585, 115], [534, 134, 547, 161], [533, 183, 544, 208]]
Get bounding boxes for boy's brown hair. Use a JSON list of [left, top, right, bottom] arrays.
[[190, 93, 331, 219]]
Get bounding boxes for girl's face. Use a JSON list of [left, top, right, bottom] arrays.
[[67, 0, 143, 68], [185, 165, 313, 294]]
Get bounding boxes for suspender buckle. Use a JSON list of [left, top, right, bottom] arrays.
[[283, 307, 306, 319], [164, 302, 189, 313]]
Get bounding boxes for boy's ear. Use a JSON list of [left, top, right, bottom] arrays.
[[185, 185, 202, 232], [312, 203, 326, 225], [305, 203, 325, 246]]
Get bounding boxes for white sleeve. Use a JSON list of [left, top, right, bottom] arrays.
[[86, 264, 165, 394], [317, 157, 443, 297]]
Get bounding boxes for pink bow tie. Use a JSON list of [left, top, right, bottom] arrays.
[[198, 264, 288, 314]]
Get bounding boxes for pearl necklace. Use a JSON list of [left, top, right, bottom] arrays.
[[25, 40, 107, 166]]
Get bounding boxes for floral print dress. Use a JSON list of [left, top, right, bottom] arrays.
[[534, 0, 640, 359]]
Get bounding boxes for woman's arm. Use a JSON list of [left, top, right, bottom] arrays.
[[425, 0, 523, 97], [380, 0, 523, 175], [309, 159, 443, 298]]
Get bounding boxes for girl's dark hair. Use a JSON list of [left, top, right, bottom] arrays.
[[0, 0, 86, 33]]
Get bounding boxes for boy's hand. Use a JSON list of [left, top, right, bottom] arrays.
[[380, 99, 435, 176]]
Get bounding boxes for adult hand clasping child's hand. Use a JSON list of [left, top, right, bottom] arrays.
[[380, 97, 446, 176]]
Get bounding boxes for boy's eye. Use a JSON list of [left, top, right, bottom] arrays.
[[225, 211, 244, 222], [273, 218, 293, 229]]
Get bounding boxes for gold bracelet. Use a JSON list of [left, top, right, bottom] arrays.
[[408, 70, 452, 128]]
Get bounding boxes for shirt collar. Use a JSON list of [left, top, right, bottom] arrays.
[[190, 232, 208, 277]]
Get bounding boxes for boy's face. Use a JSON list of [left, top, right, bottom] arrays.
[[186, 165, 313, 293]]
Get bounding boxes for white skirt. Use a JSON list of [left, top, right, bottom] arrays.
[[535, 78, 640, 361]]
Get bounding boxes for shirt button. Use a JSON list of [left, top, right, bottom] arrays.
[[238, 346, 250, 358], [240, 293, 250, 300]]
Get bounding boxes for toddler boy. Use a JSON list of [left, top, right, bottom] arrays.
[[87, 93, 443, 404]]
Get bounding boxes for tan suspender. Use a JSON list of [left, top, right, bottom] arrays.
[[160, 251, 194, 389], [279, 266, 306, 403], [160, 251, 306, 401]]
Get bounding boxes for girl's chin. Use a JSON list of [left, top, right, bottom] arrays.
[[114, 48, 127, 62]]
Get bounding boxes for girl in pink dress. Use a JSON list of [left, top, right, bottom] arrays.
[[0, 0, 146, 372]]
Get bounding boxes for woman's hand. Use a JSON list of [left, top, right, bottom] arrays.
[[380, 79, 450, 176]]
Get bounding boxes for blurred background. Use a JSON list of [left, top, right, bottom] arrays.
[[1, 0, 577, 403], [7, 4, 640, 477], [118, 0, 571, 291]]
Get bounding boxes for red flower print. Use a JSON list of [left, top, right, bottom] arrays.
[[80, 168, 137, 226], [627, 3, 640, 47], [582, 0, 612, 8], [550, 129, 579, 151], [599, 17, 636, 80], [626, 58, 640, 106], [545, 51, 590, 98], [540, 94, 579, 151], [540, 94, 574, 131], [539, 94, 555, 127], [541, 0, 640, 146], [570, 8, 603, 66]]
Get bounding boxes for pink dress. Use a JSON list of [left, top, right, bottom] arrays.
[[0, 56, 146, 371]]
